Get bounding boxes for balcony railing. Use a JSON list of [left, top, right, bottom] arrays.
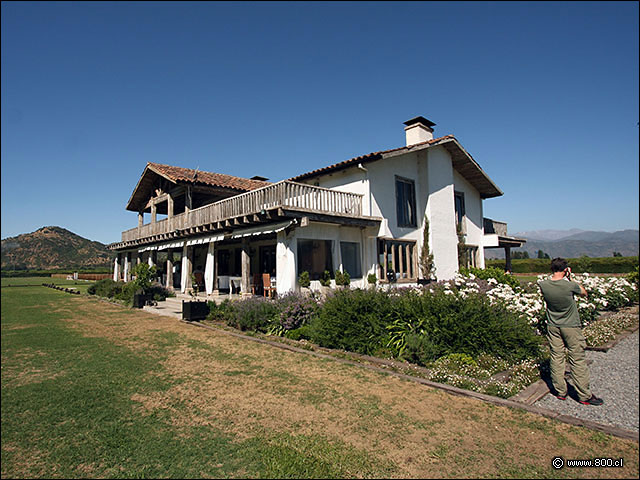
[[121, 180, 364, 243]]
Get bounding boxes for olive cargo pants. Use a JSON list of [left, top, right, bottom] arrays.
[[546, 325, 592, 402]]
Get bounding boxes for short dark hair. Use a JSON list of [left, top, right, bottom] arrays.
[[550, 257, 568, 273]]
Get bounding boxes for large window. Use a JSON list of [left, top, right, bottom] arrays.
[[396, 177, 417, 227], [378, 239, 417, 282], [340, 242, 362, 278], [297, 239, 334, 280]]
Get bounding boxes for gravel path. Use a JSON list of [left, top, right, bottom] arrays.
[[535, 328, 639, 432]]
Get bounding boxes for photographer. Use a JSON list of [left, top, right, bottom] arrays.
[[538, 257, 603, 406]]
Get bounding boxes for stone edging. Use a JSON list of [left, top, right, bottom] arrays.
[[183, 319, 639, 443]]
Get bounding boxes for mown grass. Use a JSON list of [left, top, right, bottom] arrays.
[[1, 286, 387, 478], [2, 281, 638, 478], [1, 276, 95, 294]]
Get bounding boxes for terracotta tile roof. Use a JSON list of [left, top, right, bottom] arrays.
[[148, 162, 270, 191], [290, 135, 455, 181]]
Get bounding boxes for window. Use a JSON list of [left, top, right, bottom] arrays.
[[340, 242, 362, 278], [217, 250, 231, 275], [297, 239, 334, 280], [259, 245, 276, 276], [454, 191, 465, 227], [377, 239, 417, 282], [396, 177, 417, 227]]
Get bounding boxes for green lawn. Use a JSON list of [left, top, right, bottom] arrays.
[[1, 276, 96, 294], [2, 281, 638, 478]]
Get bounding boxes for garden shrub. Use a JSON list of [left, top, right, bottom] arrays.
[[460, 266, 521, 291], [275, 292, 318, 331], [385, 287, 541, 363], [285, 325, 313, 341], [402, 333, 442, 366], [207, 299, 233, 322], [87, 278, 123, 298], [309, 288, 393, 355], [225, 296, 279, 332], [115, 282, 139, 305]]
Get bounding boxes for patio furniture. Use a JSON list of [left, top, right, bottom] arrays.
[[262, 273, 276, 298]]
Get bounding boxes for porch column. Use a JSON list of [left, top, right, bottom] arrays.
[[241, 239, 251, 296], [205, 242, 216, 295], [276, 230, 296, 295], [504, 246, 512, 272], [135, 253, 141, 265], [148, 250, 155, 267], [166, 249, 174, 289], [181, 245, 191, 293], [124, 253, 130, 282], [113, 255, 120, 282]]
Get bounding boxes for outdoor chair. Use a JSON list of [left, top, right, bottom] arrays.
[[262, 273, 276, 298], [251, 273, 262, 295]]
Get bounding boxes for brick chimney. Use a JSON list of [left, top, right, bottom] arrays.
[[404, 116, 436, 146]]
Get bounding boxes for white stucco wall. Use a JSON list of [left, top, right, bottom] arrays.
[[299, 145, 491, 281], [453, 170, 485, 268], [274, 222, 378, 293], [426, 147, 459, 279]]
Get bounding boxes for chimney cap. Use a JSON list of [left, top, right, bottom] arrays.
[[403, 116, 436, 128], [250, 175, 269, 181]]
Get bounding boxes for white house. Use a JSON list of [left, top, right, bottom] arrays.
[[108, 116, 523, 295]]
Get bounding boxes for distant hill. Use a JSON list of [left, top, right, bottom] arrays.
[[512, 229, 587, 241], [485, 229, 639, 259], [1, 226, 113, 271]]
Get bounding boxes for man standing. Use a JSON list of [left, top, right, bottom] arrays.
[[538, 258, 603, 406]]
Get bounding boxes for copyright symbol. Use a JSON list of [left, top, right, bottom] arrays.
[[552, 456, 564, 469]]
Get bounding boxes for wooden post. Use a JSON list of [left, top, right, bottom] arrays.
[[151, 202, 157, 225], [241, 239, 251, 295], [505, 246, 512, 273], [166, 249, 174, 289], [167, 194, 174, 230]]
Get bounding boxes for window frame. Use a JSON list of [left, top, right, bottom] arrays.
[[395, 176, 417, 228], [454, 191, 466, 228]]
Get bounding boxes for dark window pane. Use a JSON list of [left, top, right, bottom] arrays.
[[297, 239, 334, 280], [340, 242, 362, 278]]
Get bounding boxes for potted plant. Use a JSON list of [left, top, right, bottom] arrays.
[[182, 299, 209, 321], [132, 263, 156, 308], [319, 270, 332, 298], [334, 270, 350, 289], [183, 273, 209, 321], [298, 271, 311, 295]]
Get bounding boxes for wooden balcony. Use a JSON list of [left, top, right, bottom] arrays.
[[113, 180, 375, 249]]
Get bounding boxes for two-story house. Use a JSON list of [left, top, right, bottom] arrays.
[[108, 116, 523, 295]]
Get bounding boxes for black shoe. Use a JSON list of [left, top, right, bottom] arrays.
[[579, 395, 604, 406]]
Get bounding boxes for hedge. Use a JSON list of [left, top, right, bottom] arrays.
[[486, 256, 638, 274]]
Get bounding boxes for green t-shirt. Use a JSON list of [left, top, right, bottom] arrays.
[[538, 278, 583, 328]]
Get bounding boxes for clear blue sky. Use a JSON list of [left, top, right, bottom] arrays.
[[2, 1, 638, 244]]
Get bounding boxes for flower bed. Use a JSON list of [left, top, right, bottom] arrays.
[[202, 269, 637, 399]]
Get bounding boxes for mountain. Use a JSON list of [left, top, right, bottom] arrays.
[[511, 229, 586, 241], [1, 226, 114, 271], [485, 229, 639, 259]]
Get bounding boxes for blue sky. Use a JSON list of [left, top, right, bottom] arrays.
[[2, 1, 638, 244]]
